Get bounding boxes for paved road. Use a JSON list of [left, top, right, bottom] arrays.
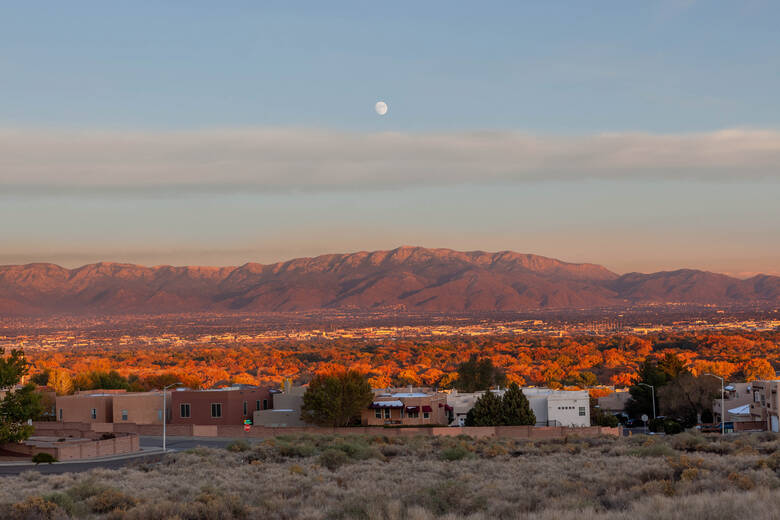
[[0, 436, 254, 476]]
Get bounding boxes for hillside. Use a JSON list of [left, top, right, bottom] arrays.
[[0, 247, 778, 315]]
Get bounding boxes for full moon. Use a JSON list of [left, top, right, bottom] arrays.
[[375, 101, 388, 116]]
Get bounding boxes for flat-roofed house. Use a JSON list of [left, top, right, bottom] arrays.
[[56, 390, 124, 423], [361, 391, 449, 426], [170, 385, 272, 426], [446, 387, 590, 427]]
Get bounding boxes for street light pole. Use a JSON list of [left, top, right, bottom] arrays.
[[704, 373, 725, 435], [162, 382, 183, 452], [638, 383, 656, 421]]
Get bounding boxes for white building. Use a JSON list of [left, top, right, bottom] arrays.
[[446, 387, 590, 427]]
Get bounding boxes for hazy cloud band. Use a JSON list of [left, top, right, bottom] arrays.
[[1, 128, 778, 192]]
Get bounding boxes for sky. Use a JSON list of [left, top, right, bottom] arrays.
[[1, 1, 778, 276]]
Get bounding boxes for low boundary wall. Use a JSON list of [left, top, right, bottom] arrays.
[[41, 421, 619, 439], [4, 423, 140, 461]]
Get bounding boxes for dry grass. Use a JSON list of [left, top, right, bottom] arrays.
[[3, 432, 780, 519]]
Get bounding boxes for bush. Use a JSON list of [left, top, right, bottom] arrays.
[[440, 445, 471, 461], [319, 448, 349, 470], [663, 420, 684, 435], [9, 496, 68, 520], [32, 453, 57, 464], [88, 488, 136, 514], [226, 440, 251, 452]]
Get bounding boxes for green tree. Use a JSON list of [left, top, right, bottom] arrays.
[[464, 390, 503, 426], [500, 383, 536, 426], [301, 370, 373, 427], [0, 349, 43, 443], [455, 355, 506, 392]]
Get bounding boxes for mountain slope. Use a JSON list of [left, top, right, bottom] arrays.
[[0, 247, 777, 315]]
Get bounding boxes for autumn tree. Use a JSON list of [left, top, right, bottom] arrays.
[[1, 349, 43, 443], [300, 369, 372, 427], [742, 358, 775, 382], [455, 355, 506, 392]]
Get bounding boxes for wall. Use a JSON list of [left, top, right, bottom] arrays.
[[56, 394, 115, 423], [4, 424, 140, 461], [113, 392, 170, 425]]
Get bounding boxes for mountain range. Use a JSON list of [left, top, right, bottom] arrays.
[[1, 246, 778, 316]]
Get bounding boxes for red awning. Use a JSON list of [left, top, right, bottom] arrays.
[[406, 406, 419, 413], [444, 404, 454, 412], [422, 405, 433, 413]]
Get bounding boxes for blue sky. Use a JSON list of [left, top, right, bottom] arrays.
[[1, 1, 778, 274]]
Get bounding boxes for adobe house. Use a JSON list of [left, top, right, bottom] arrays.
[[56, 390, 127, 423], [170, 385, 272, 425], [361, 391, 450, 426]]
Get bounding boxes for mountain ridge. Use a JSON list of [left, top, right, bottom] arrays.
[[0, 246, 777, 315]]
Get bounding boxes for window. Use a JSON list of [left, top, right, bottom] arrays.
[[256, 400, 261, 411], [90, 408, 97, 420], [579, 407, 586, 417], [121, 410, 128, 421], [375, 409, 382, 419], [211, 403, 222, 418], [157, 410, 163, 421], [263, 399, 269, 410], [384, 408, 391, 419], [407, 411, 419, 419], [243, 401, 248, 416], [59, 408, 63, 421], [423, 412, 430, 419], [180, 403, 191, 418]]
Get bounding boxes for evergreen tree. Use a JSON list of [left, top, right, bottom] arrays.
[[500, 383, 536, 426], [464, 390, 503, 426], [0, 349, 42, 443]]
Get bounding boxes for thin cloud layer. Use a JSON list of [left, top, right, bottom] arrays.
[[1, 128, 778, 192]]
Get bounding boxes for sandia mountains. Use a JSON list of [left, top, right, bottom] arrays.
[[0, 247, 778, 316]]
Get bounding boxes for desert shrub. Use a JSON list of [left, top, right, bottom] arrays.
[[66, 478, 108, 501], [277, 439, 316, 458], [32, 453, 57, 464], [440, 444, 471, 461], [9, 496, 68, 520], [671, 432, 704, 451], [194, 487, 248, 519], [629, 441, 676, 458], [319, 448, 349, 470], [88, 488, 136, 514], [226, 440, 251, 452], [42, 493, 77, 516], [765, 451, 780, 471], [728, 471, 755, 490]]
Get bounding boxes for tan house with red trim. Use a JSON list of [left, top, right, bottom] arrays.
[[361, 391, 450, 426]]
